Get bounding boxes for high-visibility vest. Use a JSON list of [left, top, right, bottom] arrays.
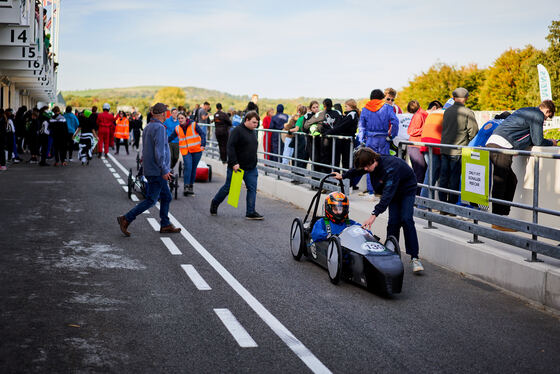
[[114, 117, 130, 139], [176, 123, 203, 156]]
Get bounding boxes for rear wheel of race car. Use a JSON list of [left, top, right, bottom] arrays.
[[327, 236, 342, 284], [384, 235, 401, 257], [290, 218, 305, 261], [127, 169, 133, 200], [207, 165, 212, 182]]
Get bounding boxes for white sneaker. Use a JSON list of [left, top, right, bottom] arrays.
[[411, 258, 424, 273]]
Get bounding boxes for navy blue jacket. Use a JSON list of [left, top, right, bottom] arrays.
[[343, 155, 417, 216], [491, 107, 552, 150]]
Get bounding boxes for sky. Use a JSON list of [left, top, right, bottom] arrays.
[[57, 0, 560, 99]]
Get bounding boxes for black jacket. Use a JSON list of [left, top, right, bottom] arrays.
[[214, 110, 232, 128], [227, 123, 258, 170], [325, 110, 358, 137], [342, 155, 417, 216]]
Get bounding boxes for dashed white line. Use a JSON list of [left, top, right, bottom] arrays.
[[214, 309, 257, 348], [181, 264, 211, 290], [113, 172, 120, 178], [147, 217, 159, 231], [117, 178, 126, 185], [161, 237, 182, 255], [108, 154, 332, 374], [109, 167, 116, 172], [122, 185, 128, 192], [131, 194, 139, 202]]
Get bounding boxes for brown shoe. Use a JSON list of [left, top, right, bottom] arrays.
[[117, 216, 131, 237], [492, 224, 517, 232], [160, 224, 181, 233]]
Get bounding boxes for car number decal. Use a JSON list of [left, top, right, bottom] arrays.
[[361, 242, 386, 252]]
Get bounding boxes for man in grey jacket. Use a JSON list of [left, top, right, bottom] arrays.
[[439, 87, 479, 205], [117, 103, 181, 236]]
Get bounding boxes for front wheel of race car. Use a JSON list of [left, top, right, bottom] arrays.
[[327, 236, 342, 284], [384, 235, 401, 257], [290, 218, 305, 261]]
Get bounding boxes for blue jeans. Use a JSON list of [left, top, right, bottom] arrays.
[[439, 154, 461, 204], [183, 151, 203, 185], [125, 175, 172, 227], [212, 167, 258, 215], [420, 153, 441, 199], [387, 193, 419, 259]]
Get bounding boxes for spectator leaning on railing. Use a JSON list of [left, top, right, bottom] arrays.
[[485, 100, 557, 229]]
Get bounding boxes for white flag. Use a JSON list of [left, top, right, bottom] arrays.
[[537, 64, 552, 101]]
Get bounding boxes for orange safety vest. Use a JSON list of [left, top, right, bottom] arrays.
[[114, 117, 130, 139], [176, 123, 203, 156]]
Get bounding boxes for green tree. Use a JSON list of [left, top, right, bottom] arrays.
[[153, 86, 186, 108], [545, 19, 560, 101], [479, 46, 545, 110]]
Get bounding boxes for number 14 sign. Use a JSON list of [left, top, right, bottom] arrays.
[[0, 26, 30, 47]]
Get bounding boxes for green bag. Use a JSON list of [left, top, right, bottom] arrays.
[[227, 169, 244, 208]]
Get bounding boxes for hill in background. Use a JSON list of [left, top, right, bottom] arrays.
[[62, 86, 347, 117]]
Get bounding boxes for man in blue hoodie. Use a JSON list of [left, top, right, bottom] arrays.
[[63, 106, 80, 161], [269, 104, 289, 162], [164, 108, 180, 170], [485, 100, 557, 224]]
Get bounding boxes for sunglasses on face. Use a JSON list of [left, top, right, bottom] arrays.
[[386, 98, 395, 102]]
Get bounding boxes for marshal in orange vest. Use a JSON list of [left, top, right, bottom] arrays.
[[114, 117, 130, 139], [175, 123, 203, 155]]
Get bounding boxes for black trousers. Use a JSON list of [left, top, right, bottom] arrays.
[[40, 134, 50, 164], [215, 126, 229, 162], [0, 132, 6, 166], [487, 143, 516, 216], [116, 138, 129, 154], [333, 138, 352, 170]]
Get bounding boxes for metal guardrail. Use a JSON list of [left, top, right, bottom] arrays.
[[201, 124, 560, 261]]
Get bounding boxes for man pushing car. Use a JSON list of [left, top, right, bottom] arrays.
[[333, 148, 424, 273]]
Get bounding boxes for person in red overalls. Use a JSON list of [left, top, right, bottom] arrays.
[[96, 103, 115, 158]]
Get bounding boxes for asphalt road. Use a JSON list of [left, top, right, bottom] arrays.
[[1, 152, 559, 374]]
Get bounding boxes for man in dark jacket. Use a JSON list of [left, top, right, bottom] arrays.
[[269, 104, 289, 162], [334, 147, 424, 273], [210, 111, 263, 220], [213, 102, 232, 163], [485, 100, 557, 222]]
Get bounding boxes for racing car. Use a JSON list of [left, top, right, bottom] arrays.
[[177, 160, 212, 182], [289, 174, 404, 295]]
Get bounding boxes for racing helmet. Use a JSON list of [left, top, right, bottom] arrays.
[[325, 192, 349, 224], [102, 103, 110, 111]]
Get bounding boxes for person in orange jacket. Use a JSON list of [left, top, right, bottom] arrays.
[[114, 111, 130, 155]]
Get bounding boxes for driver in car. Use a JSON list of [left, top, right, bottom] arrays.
[[311, 192, 359, 243]]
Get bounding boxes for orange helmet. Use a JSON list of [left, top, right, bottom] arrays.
[[325, 192, 349, 224]]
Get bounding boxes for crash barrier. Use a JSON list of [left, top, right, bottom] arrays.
[[200, 124, 560, 262], [201, 124, 355, 193]]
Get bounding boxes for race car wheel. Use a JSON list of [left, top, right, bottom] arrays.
[[178, 161, 183, 178], [384, 235, 401, 257], [127, 169, 133, 200], [290, 218, 305, 261], [208, 165, 212, 182], [327, 236, 342, 284]]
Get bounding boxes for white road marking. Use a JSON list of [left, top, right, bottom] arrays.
[[113, 172, 120, 178], [131, 194, 139, 202], [122, 186, 128, 192], [214, 309, 257, 348], [109, 167, 116, 172], [147, 218, 159, 231], [108, 155, 332, 373], [107, 153, 130, 175], [117, 178, 126, 185], [181, 264, 211, 290], [161, 237, 182, 255], [142, 210, 149, 214]]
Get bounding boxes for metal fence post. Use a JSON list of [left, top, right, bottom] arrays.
[[331, 137, 336, 171], [528, 156, 541, 262]]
